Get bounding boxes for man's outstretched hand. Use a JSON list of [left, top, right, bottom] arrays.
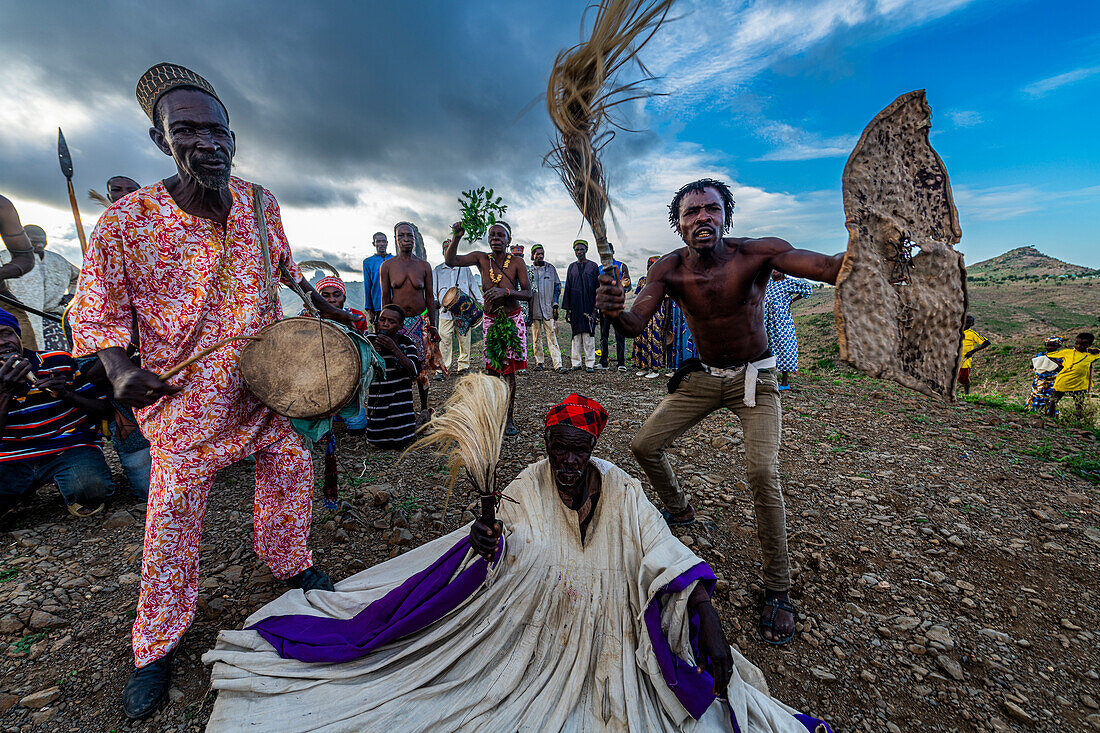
[[469, 516, 503, 561], [695, 601, 733, 695], [595, 272, 625, 318]]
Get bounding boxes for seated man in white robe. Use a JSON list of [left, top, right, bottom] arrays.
[[202, 394, 832, 733]]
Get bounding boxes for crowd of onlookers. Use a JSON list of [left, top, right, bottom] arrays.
[[4, 206, 1096, 522]]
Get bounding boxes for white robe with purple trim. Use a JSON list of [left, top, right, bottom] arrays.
[[203, 459, 826, 732]]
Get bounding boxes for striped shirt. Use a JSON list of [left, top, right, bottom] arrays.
[[365, 333, 421, 449], [1, 349, 106, 463]]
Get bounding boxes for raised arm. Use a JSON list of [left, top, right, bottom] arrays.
[[444, 223, 482, 268], [596, 256, 671, 337], [0, 195, 35, 281], [765, 238, 844, 284]]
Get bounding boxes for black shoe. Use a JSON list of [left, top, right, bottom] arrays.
[[535, 363, 545, 371], [287, 567, 335, 592], [122, 654, 173, 719]]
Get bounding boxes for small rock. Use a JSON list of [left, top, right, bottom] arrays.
[[0, 694, 18, 713], [935, 653, 964, 681], [979, 628, 1011, 643], [19, 686, 60, 709], [894, 616, 921, 632], [28, 610, 68, 630], [860, 670, 877, 683], [0, 613, 24, 634], [809, 666, 836, 681], [104, 510, 136, 529], [1083, 694, 1100, 710], [1004, 700, 1034, 724], [118, 573, 140, 585], [926, 625, 954, 649], [30, 708, 56, 725], [168, 686, 184, 703]]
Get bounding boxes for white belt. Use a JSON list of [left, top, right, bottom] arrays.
[[701, 355, 777, 408]]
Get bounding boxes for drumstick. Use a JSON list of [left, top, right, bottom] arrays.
[[158, 336, 263, 381]]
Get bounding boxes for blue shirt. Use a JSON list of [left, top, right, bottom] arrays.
[[362, 253, 393, 312]]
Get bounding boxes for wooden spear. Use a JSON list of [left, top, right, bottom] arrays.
[[57, 128, 88, 256]]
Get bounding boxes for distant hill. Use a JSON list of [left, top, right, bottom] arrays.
[[967, 246, 1097, 279]]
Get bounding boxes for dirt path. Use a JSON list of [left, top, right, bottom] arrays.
[[2, 362, 1098, 732]]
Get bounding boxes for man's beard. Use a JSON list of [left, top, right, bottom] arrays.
[[186, 152, 233, 190], [191, 165, 232, 190]]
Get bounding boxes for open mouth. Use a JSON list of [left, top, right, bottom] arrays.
[[694, 227, 715, 240]]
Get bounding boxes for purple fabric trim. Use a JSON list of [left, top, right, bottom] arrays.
[[643, 561, 718, 720], [643, 563, 832, 733], [794, 713, 834, 732], [250, 535, 500, 664]]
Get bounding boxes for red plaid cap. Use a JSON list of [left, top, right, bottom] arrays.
[[316, 276, 346, 295], [545, 393, 608, 439]]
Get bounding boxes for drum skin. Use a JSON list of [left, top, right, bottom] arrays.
[[241, 317, 360, 419], [442, 286, 483, 333], [835, 90, 967, 400]]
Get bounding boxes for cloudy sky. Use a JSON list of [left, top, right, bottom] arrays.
[[3, 0, 1098, 282]]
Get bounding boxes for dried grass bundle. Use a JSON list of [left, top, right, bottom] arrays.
[[87, 189, 111, 208], [298, 259, 340, 277], [406, 373, 509, 524], [546, 0, 675, 268]]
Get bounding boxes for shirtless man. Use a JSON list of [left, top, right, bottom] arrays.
[[596, 178, 843, 646], [381, 222, 438, 413], [445, 221, 531, 435], [0, 195, 37, 348]]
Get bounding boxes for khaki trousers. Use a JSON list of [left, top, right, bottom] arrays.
[[630, 368, 790, 590], [11, 306, 37, 350], [530, 318, 563, 368], [437, 317, 471, 371], [571, 333, 595, 368]]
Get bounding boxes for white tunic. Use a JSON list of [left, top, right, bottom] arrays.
[[0, 249, 80, 347], [203, 459, 824, 732]]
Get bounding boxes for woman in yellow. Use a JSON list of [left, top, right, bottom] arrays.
[[958, 314, 991, 396], [1047, 332, 1099, 419]]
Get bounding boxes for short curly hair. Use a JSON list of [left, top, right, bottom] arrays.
[[668, 178, 735, 233]]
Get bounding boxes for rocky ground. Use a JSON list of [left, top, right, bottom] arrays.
[[2, 358, 1099, 732]]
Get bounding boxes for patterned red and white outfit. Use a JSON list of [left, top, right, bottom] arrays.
[[69, 177, 316, 667]]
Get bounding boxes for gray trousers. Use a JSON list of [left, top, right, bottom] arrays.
[[630, 367, 790, 590]]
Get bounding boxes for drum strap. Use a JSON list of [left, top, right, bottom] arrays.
[[253, 183, 331, 413], [252, 183, 278, 314]]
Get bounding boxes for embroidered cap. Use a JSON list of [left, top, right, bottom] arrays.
[[546, 393, 608, 440], [316, 276, 346, 295], [136, 62, 227, 123]]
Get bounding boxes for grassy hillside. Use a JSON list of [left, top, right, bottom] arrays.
[[968, 245, 1097, 280], [792, 277, 1099, 425]]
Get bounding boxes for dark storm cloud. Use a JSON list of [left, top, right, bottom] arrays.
[[1, 0, 654, 214]]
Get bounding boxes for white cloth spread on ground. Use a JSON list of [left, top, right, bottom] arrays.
[[203, 459, 828, 732]]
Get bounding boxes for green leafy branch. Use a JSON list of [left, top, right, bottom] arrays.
[[485, 311, 521, 372], [459, 187, 507, 243]]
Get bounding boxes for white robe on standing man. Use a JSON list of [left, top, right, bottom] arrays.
[[432, 260, 481, 373]]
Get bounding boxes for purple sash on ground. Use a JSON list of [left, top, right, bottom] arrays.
[[250, 536, 500, 664]]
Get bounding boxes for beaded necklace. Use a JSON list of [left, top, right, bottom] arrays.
[[487, 253, 512, 285]]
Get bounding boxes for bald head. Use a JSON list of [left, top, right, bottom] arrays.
[[23, 225, 46, 254], [107, 176, 141, 203]]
